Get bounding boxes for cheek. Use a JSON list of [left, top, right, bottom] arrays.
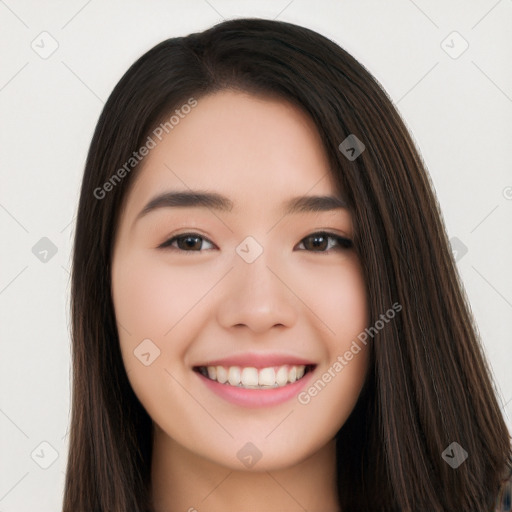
[[299, 257, 369, 408], [111, 252, 201, 416], [112, 250, 227, 381], [305, 256, 368, 340], [112, 252, 199, 339], [111, 252, 193, 387]]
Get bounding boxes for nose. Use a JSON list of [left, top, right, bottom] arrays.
[[216, 250, 298, 335]]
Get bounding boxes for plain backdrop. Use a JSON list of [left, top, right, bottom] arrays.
[[1, 1, 511, 510]]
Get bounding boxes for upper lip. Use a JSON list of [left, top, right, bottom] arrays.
[[194, 352, 316, 369]]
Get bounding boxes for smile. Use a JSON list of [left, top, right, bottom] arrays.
[[195, 364, 314, 389]]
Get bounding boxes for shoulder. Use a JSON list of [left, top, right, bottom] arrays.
[[494, 467, 512, 512]]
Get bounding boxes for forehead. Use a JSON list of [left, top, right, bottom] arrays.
[[123, 90, 342, 217]]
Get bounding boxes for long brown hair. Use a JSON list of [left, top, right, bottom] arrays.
[[63, 18, 511, 511]]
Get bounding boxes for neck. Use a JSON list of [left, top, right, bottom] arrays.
[[150, 424, 341, 512]]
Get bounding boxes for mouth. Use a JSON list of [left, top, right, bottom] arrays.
[[193, 364, 316, 390]]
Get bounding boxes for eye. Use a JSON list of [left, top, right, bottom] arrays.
[[157, 231, 352, 253], [296, 231, 353, 253], [157, 233, 215, 252]]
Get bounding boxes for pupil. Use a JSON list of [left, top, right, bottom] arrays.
[[183, 236, 200, 249], [311, 235, 326, 250]]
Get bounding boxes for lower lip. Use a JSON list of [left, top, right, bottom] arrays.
[[195, 369, 315, 408]]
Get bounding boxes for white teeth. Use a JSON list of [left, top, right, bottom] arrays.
[[201, 364, 308, 389], [216, 366, 228, 384], [228, 366, 241, 386], [241, 367, 259, 386], [258, 367, 275, 386], [276, 366, 288, 386]]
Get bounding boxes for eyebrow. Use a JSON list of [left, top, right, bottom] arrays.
[[134, 190, 348, 224]]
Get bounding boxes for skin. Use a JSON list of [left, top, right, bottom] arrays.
[[111, 90, 370, 512]]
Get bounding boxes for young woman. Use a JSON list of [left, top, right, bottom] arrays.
[[63, 18, 512, 512]]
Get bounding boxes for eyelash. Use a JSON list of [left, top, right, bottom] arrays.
[[157, 231, 353, 253]]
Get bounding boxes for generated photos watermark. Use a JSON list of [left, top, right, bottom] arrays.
[[297, 301, 402, 405], [93, 97, 198, 200]]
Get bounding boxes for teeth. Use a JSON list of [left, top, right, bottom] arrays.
[[228, 366, 241, 386], [276, 366, 288, 386], [258, 367, 275, 386], [201, 364, 309, 389], [241, 367, 259, 386], [216, 366, 228, 384]]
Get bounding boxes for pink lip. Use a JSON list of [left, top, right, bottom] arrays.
[[194, 352, 315, 369], [195, 368, 315, 408]]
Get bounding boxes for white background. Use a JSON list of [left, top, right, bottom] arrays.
[[1, 1, 511, 510]]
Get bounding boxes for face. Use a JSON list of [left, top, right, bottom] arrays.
[[111, 90, 370, 471]]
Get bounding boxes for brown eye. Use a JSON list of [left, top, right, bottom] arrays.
[[158, 233, 214, 252], [298, 232, 353, 252]]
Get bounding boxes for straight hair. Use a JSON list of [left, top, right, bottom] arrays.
[[63, 17, 512, 511]]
